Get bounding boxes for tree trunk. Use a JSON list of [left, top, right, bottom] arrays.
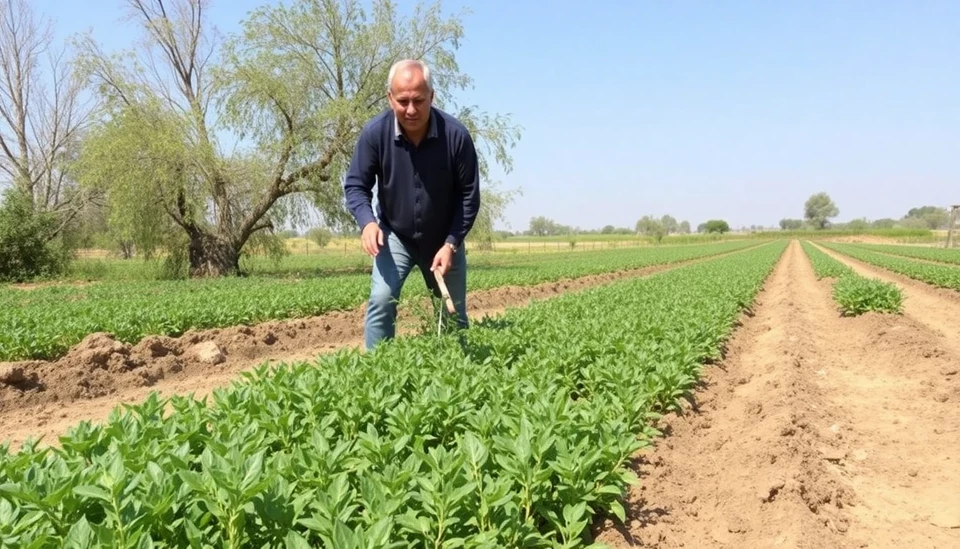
[[187, 230, 240, 277], [118, 240, 135, 259]]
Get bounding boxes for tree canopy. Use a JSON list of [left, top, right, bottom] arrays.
[[903, 205, 949, 229], [71, 0, 521, 276], [699, 219, 729, 234], [779, 218, 804, 230], [804, 192, 839, 230]]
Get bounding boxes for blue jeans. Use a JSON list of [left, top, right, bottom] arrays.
[[364, 228, 468, 349]]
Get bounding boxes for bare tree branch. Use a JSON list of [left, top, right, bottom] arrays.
[[0, 0, 96, 224]]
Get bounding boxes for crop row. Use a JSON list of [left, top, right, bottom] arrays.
[[819, 242, 960, 293], [0, 241, 787, 548], [801, 241, 902, 316], [842, 243, 960, 266], [0, 241, 762, 362]]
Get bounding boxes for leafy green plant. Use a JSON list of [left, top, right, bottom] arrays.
[[0, 241, 788, 547], [0, 240, 762, 361], [821, 242, 960, 292], [832, 275, 903, 316], [800, 240, 852, 279], [801, 240, 903, 316], [0, 189, 69, 283], [849, 243, 960, 266]]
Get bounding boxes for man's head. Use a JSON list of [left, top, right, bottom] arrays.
[[387, 59, 434, 138]]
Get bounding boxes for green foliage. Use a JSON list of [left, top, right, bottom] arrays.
[[306, 227, 334, 249], [528, 216, 574, 237], [699, 220, 730, 234], [801, 240, 903, 316], [821, 242, 960, 292], [848, 243, 960, 266], [800, 240, 852, 280], [870, 217, 897, 229], [779, 218, 804, 230], [0, 241, 786, 547], [804, 192, 839, 230], [72, 103, 191, 260], [0, 240, 761, 361], [904, 206, 949, 229], [0, 189, 68, 282], [634, 216, 665, 242], [468, 182, 521, 251], [72, 0, 521, 276], [871, 218, 897, 229], [843, 218, 870, 232], [831, 275, 903, 316], [216, 0, 521, 230], [659, 215, 678, 234]]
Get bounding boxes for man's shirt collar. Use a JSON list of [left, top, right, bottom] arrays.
[[394, 107, 438, 142]]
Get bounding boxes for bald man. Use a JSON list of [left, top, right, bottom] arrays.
[[343, 59, 480, 349]]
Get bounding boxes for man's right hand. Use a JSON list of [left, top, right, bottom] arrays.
[[361, 222, 384, 256]]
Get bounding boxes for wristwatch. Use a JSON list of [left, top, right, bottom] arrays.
[[446, 242, 457, 253]]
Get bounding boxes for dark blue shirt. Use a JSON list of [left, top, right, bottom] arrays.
[[343, 107, 480, 254]]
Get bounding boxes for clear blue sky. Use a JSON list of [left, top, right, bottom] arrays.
[[36, 0, 960, 232]]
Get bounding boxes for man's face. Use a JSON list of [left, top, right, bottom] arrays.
[[388, 68, 433, 136]]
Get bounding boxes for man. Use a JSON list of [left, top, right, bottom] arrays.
[[343, 59, 480, 349]]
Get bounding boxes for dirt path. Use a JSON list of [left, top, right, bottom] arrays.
[[813, 242, 960, 356], [595, 240, 960, 548], [1, 254, 722, 451]]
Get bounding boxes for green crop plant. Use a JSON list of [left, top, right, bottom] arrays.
[[820, 242, 960, 292], [0, 240, 763, 362], [801, 241, 903, 316], [0, 242, 787, 547], [845, 243, 960, 266], [831, 275, 904, 316]]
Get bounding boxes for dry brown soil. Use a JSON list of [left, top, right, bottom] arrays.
[[594, 240, 960, 548]]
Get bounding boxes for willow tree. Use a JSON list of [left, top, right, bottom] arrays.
[[73, 0, 520, 276]]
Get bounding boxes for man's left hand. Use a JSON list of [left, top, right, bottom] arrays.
[[431, 244, 454, 276]]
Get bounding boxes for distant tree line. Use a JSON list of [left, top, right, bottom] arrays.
[[512, 214, 726, 243], [779, 193, 953, 232]]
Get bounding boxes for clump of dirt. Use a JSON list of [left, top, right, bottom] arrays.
[[0, 311, 363, 414]]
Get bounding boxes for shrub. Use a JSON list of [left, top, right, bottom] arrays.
[[0, 189, 68, 282]]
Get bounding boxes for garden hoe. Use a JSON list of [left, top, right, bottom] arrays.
[[433, 270, 456, 336]]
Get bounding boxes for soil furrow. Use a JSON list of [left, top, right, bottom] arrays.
[[813, 242, 960, 355], [595, 239, 960, 548]]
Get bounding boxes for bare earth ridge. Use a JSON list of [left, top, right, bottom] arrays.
[[595, 240, 960, 548]]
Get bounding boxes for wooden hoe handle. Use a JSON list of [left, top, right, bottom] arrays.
[[433, 271, 456, 314]]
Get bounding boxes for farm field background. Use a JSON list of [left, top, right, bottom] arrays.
[[59, 228, 947, 283], [2, 237, 960, 548], [0, 242, 789, 546], [1, 0, 958, 545]]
